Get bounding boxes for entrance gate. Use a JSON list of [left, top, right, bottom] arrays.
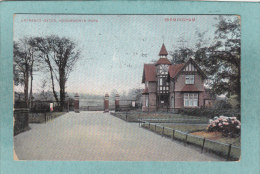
[[78, 93, 137, 112]]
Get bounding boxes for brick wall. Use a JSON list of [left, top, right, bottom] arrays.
[[174, 73, 205, 91], [199, 91, 204, 107], [148, 82, 156, 93], [174, 92, 183, 109]]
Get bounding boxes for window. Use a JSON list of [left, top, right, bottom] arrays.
[[184, 93, 198, 107], [145, 96, 149, 107], [185, 75, 194, 84]]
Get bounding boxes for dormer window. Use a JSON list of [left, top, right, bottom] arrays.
[[185, 75, 194, 84]]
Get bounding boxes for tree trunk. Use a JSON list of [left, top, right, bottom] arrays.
[[49, 66, 59, 104], [45, 55, 59, 104], [29, 61, 34, 109], [59, 69, 66, 111], [24, 65, 29, 107]]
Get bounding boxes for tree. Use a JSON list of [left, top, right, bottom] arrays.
[[13, 37, 36, 107], [169, 47, 194, 64], [31, 35, 81, 110], [195, 16, 241, 104]]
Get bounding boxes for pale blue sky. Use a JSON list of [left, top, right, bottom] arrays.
[[14, 14, 231, 95]]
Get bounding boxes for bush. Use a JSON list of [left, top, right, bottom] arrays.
[[214, 100, 232, 109], [178, 108, 240, 120], [208, 116, 241, 137]]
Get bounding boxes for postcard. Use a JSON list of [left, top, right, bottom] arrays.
[[1, 1, 260, 174], [12, 14, 241, 161]]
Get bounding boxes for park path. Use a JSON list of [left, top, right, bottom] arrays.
[[14, 111, 224, 161]]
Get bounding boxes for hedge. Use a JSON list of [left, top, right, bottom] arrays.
[[178, 108, 240, 120]]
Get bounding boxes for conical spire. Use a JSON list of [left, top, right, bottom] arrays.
[[159, 43, 168, 56]]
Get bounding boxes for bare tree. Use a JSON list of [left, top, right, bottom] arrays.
[[13, 38, 36, 107], [32, 35, 81, 110]]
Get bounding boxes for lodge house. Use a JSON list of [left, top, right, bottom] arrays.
[[142, 43, 211, 112]]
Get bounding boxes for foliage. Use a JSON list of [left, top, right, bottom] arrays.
[[178, 108, 240, 120], [169, 47, 193, 64], [214, 100, 232, 109], [168, 16, 241, 106], [195, 16, 241, 102], [208, 116, 241, 137], [13, 37, 38, 107]]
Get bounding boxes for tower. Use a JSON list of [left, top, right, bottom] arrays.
[[155, 44, 171, 109]]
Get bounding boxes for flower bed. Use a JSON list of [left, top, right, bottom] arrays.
[[208, 116, 241, 137]]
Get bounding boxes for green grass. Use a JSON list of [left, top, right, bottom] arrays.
[[115, 111, 209, 124], [141, 122, 240, 160], [159, 123, 207, 133]]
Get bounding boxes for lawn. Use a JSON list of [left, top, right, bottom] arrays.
[[113, 111, 209, 124], [141, 122, 241, 160], [191, 131, 241, 147], [159, 123, 207, 133]]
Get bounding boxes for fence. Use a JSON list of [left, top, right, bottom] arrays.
[[15, 100, 72, 112], [14, 108, 29, 135], [29, 109, 64, 123], [139, 120, 240, 161]]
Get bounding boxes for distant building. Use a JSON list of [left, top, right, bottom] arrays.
[[141, 43, 211, 112]]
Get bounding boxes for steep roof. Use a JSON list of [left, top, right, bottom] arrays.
[[159, 43, 168, 55], [142, 64, 156, 83], [155, 58, 172, 65], [169, 58, 207, 80], [168, 64, 185, 78]]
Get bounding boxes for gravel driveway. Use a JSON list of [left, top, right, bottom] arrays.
[[14, 111, 224, 161]]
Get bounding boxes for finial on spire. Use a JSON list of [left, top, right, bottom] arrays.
[[162, 35, 165, 43]]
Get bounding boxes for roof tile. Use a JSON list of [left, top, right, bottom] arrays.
[[168, 64, 184, 78], [143, 64, 156, 82], [155, 58, 172, 65], [159, 43, 168, 55]]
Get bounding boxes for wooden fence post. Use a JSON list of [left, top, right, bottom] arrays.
[[185, 134, 188, 146], [201, 138, 206, 153], [172, 130, 175, 140], [227, 144, 232, 161], [162, 127, 164, 137]]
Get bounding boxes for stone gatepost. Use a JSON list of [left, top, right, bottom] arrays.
[[104, 93, 109, 112], [115, 93, 120, 112], [74, 93, 80, 113]]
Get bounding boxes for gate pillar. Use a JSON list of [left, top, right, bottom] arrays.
[[104, 93, 109, 112], [115, 93, 120, 112], [74, 93, 80, 113]]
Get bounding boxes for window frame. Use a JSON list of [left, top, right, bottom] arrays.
[[184, 93, 198, 107], [185, 75, 195, 84]]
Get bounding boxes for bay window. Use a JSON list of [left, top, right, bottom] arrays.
[[184, 93, 198, 107]]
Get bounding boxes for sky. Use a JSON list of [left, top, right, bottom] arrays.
[[13, 14, 236, 95]]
